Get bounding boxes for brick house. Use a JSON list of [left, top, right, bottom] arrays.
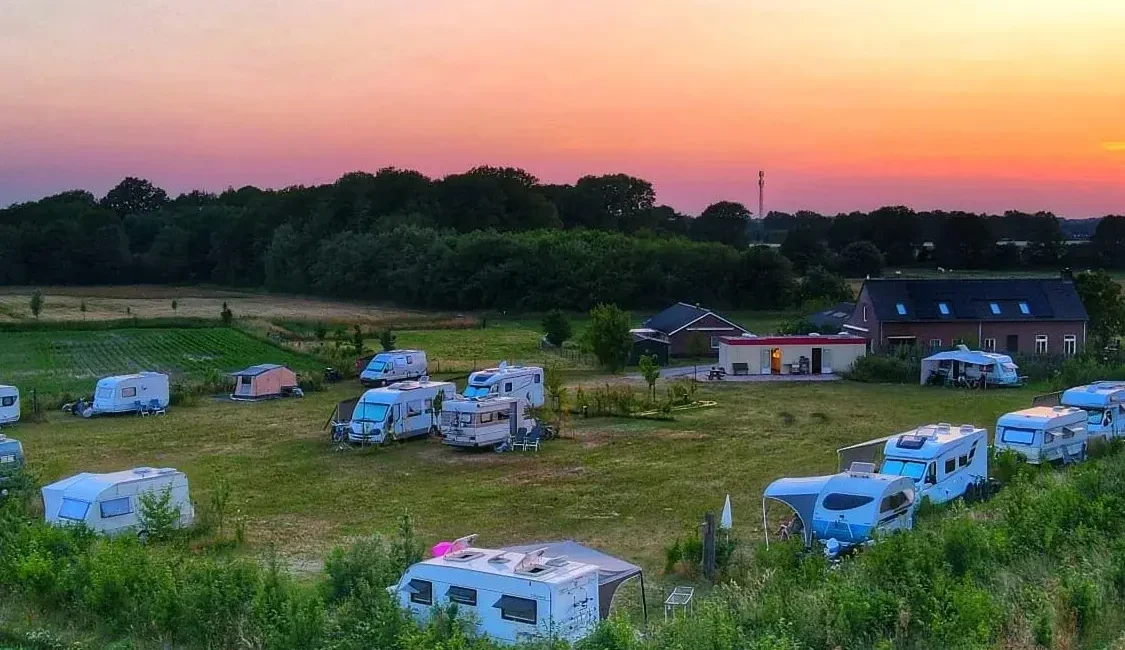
[[632, 302, 751, 359], [844, 278, 1088, 356]]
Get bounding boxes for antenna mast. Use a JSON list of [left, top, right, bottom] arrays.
[[758, 171, 765, 219]]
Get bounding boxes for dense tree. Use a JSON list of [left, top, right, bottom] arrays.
[[101, 177, 169, 217], [837, 241, 885, 278], [780, 224, 830, 272], [582, 304, 632, 371], [1074, 270, 1125, 347], [935, 214, 995, 269], [799, 266, 853, 306], [1093, 216, 1125, 269], [868, 206, 920, 266], [541, 310, 573, 347], [737, 247, 797, 309], [692, 201, 751, 248]]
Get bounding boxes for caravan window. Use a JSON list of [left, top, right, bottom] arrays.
[[822, 493, 874, 511], [504, 382, 513, 392], [458, 412, 474, 425], [534, 374, 541, 384], [406, 356, 414, 365], [480, 411, 495, 424], [368, 360, 388, 372], [0, 396, 14, 407], [240, 376, 252, 386], [353, 402, 390, 423], [497, 408, 511, 421], [406, 401, 423, 417], [880, 459, 926, 481], [880, 490, 913, 514], [1000, 427, 1036, 446], [58, 498, 90, 521], [0, 454, 15, 465], [408, 579, 432, 605], [447, 586, 477, 606], [495, 595, 537, 624], [100, 497, 133, 518], [464, 386, 488, 398], [121, 387, 137, 398], [944, 458, 956, 474]]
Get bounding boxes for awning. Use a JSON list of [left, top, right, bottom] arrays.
[[500, 540, 643, 619], [837, 435, 896, 471], [762, 476, 832, 546]]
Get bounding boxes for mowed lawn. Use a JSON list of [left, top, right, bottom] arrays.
[[11, 379, 1035, 573], [0, 328, 319, 395]]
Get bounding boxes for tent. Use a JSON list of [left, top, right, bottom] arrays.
[[920, 347, 1021, 387], [231, 364, 299, 400], [501, 540, 646, 620]]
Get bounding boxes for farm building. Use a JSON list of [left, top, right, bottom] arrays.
[[230, 364, 299, 400], [718, 334, 867, 376], [630, 302, 750, 360], [845, 278, 1088, 355]]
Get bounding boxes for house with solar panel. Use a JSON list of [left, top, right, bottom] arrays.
[[844, 278, 1088, 355]]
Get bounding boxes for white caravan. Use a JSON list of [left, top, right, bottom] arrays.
[[42, 467, 194, 536], [995, 406, 1090, 464], [360, 350, 428, 387], [74, 372, 170, 417], [0, 435, 25, 485], [392, 536, 645, 645], [1060, 381, 1125, 440], [463, 363, 544, 408], [0, 386, 18, 427], [441, 397, 536, 449], [349, 380, 455, 444]]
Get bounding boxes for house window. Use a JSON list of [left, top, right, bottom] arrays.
[[938, 303, 950, 315], [944, 458, 956, 474], [1035, 335, 1048, 355], [863, 305, 868, 323], [121, 387, 137, 398], [1006, 335, 1019, 353], [0, 396, 14, 407], [408, 579, 433, 605], [982, 338, 996, 352], [1064, 335, 1077, 356], [99, 496, 133, 519], [710, 336, 720, 349], [1019, 302, 1030, 315], [895, 303, 907, 315], [929, 339, 942, 351], [989, 303, 1001, 315], [495, 595, 537, 624], [447, 586, 477, 606]]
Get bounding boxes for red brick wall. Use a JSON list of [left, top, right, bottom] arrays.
[[879, 321, 1085, 355], [669, 314, 744, 356]]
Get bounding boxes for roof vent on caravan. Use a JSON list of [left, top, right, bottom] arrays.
[[896, 435, 927, 450], [513, 548, 557, 577], [445, 534, 477, 555], [936, 423, 952, 434], [157, 468, 177, 475], [487, 552, 512, 565], [959, 424, 975, 434], [848, 462, 877, 476], [444, 550, 485, 563], [133, 467, 155, 476]]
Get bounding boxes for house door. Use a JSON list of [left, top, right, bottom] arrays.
[[760, 349, 771, 375], [811, 348, 823, 374], [770, 348, 782, 374], [1006, 335, 1019, 353]]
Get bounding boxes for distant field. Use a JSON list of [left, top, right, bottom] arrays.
[[0, 327, 319, 396]]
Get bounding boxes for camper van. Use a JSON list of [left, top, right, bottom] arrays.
[[73, 372, 170, 417], [0, 435, 25, 486], [1061, 381, 1125, 440], [0, 385, 18, 427], [463, 363, 544, 408], [995, 406, 1090, 464], [763, 463, 916, 555], [875, 424, 988, 505], [349, 380, 455, 444], [360, 350, 428, 387], [42, 467, 194, 536], [392, 536, 643, 645], [441, 397, 536, 449]]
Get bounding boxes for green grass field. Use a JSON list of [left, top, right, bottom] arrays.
[[0, 327, 320, 396], [10, 379, 1035, 576]]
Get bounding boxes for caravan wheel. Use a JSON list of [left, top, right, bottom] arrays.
[[137, 530, 150, 545]]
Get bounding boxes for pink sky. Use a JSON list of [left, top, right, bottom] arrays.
[[2, 0, 1123, 216]]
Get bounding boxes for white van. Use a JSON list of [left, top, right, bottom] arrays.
[[349, 380, 455, 444], [0, 386, 19, 427], [42, 467, 194, 536], [361, 350, 428, 387], [463, 363, 544, 408]]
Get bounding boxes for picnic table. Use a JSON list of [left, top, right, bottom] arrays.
[[707, 367, 726, 381]]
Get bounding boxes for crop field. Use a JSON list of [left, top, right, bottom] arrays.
[[11, 379, 1035, 576], [0, 327, 319, 396]]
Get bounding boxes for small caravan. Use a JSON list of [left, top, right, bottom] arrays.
[[763, 463, 916, 555], [230, 364, 301, 400], [349, 380, 455, 444], [441, 397, 536, 449], [42, 467, 194, 536], [0, 385, 18, 427], [1060, 381, 1125, 440], [392, 536, 645, 645], [837, 423, 988, 505], [74, 372, 170, 417], [463, 363, 544, 408], [0, 435, 25, 485], [995, 406, 1090, 464], [360, 350, 427, 387]]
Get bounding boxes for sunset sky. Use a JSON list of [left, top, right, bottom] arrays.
[[1, 0, 1123, 216]]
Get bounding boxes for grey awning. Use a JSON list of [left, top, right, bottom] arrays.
[[500, 540, 642, 619], [762, 475, 832, 546]]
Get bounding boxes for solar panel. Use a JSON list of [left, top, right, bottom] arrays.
[[895, 435, 927, 450]]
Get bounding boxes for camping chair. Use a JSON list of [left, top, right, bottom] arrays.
[[135, 400, 148, 417], [510, 427, 529, 451], [148, 399, 166, 416], [521, 427, 542, 452]]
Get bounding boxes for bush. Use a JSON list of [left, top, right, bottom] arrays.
[[136, 487, 182, 542], [541, 309, 573, 347], [845, 351, 921, 384]]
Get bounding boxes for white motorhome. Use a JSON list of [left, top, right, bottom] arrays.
[[392, 536, 644, 645], [441, 397, 536, 449], [360, 350, 428, 387], [995, 406, 1090, 464], [0, 385, 18, 427], [41, 467, 194, 536], [463, 363, 544, 408], [1060, 381, 1125, 440], [349, 380, 455, 444], [73, 372, 170, 417]]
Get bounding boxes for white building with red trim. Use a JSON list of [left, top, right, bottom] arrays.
[[718, 334, 868, 376]]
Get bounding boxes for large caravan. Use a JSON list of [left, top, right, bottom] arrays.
[[463, 363, 544, 408], [995, 406, 1089, 464], [838, 423, 988, 505], [1060, 381, 1125, 440], [42, 467, 194, 536], [441, 397, 536, 449], [392, 536, 644, 645], [72, 373, 169, 417], [360, 351, 427, 387], [0, 386, 18, 427], [349, 380, 455, 444]]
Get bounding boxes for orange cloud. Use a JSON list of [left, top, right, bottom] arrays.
[[1104, 142, 1125, 152]]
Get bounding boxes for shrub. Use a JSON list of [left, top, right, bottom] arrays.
[[136, 487, 181, 542], [541, 309, 573, 347], [845, 352, 920, 384]]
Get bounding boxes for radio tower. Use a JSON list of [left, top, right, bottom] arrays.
[[757, 171, 765, 219]]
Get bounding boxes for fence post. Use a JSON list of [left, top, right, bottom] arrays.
[[701, 512, 717, 581]]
